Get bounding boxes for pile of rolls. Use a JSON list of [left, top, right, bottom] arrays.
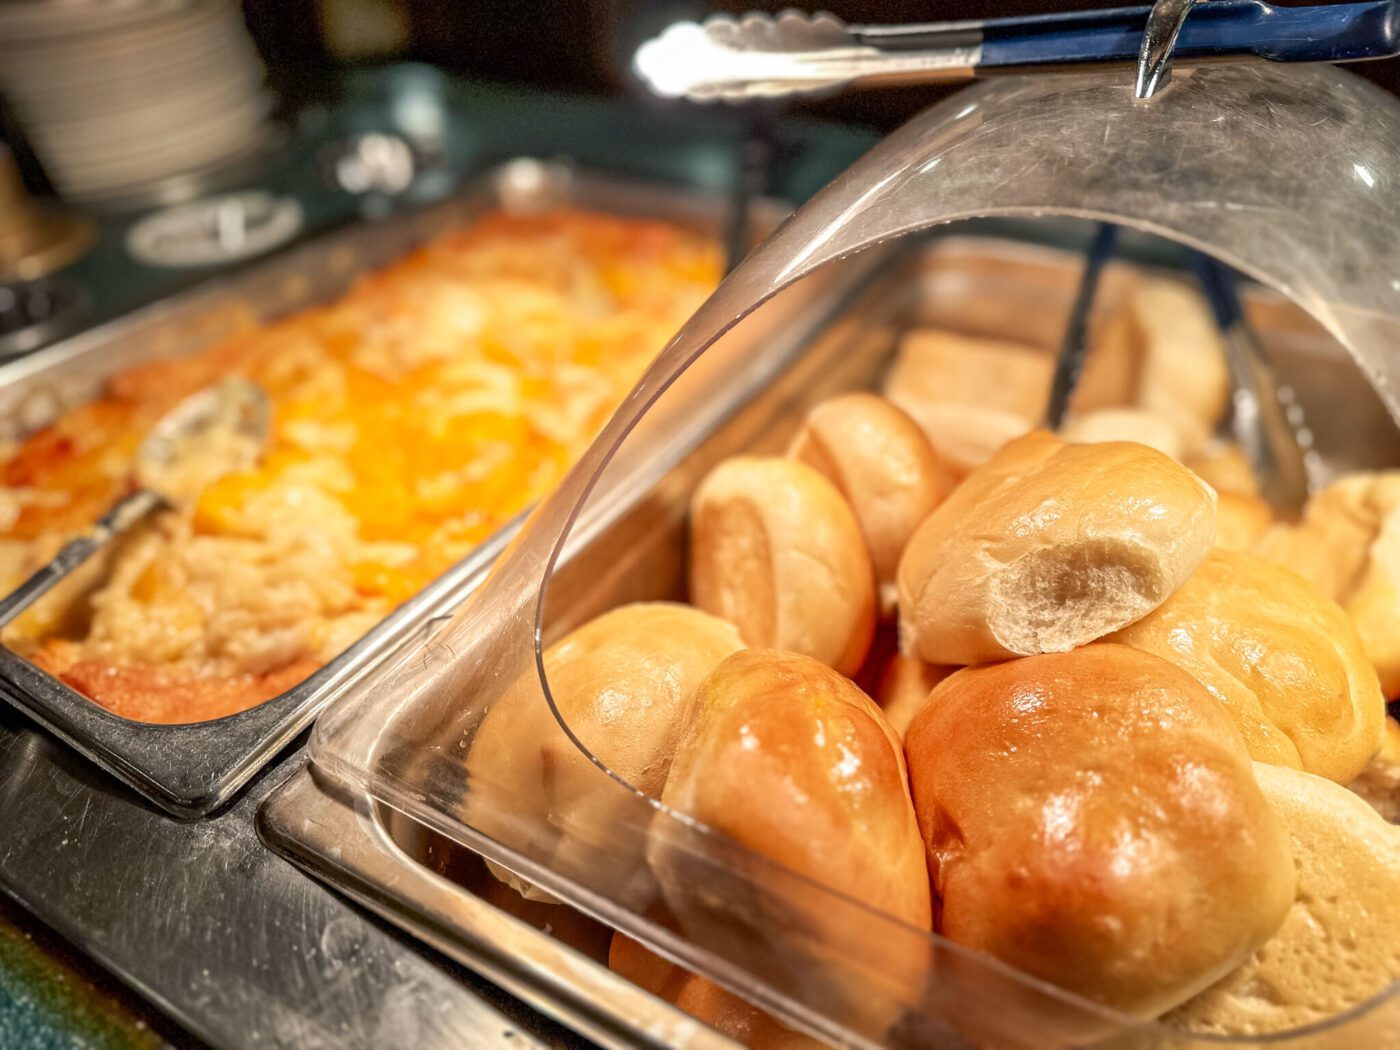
[[470, 278, 1400, 1045]]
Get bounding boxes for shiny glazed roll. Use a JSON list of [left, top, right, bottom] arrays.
[[609, 933, 819, 1049], [464, 602, 743, 902], [904, 646, 1294, 1018], [1169, 763, 1400, 1036], [689, 457, 875, 675], [650, 650, 931, 1033], [1256, 472, 1400, 697], [1111, 550, 1384, 783], [897, 431, 1217, 665], [788, 393, 952, 614]]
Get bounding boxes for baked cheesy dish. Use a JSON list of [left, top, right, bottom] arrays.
[[0, 208, 722, 723]]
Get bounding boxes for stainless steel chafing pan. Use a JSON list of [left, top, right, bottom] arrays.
[[262, 233, 1400, 1047], [0, 160, 873, 817]]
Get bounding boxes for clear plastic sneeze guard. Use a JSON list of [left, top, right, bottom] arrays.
[[310, 64, 1400, 1048]]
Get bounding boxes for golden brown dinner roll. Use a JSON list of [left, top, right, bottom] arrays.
[[609, 933, 820, 1049], [1111, 550, 1384, 783], [689, 457, 875, 676], [1059, 407, 1185, 461], [1256, 472, 1400, 697], [651, 650, 931, 1034], [874, 652, 953, 740], [905, 646, 1294, 1018], [1213, 490, 1272, 552], [465, 603, 743, 902], [655, 649, 930, 928], [896, 431, 1217, 665], [788, 393, 952, 614], [1169, 763, 1400, 1036], [884, 328, 1053, 421]]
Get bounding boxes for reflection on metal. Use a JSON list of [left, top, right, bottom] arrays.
[[1135, 0, 1200, 99]]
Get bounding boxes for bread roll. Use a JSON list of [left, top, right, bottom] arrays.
[[1120, 278, 1230, 455], [1349, 716, 1400, 824], [1186, 443, 1261, 498], [884, 328, 1052, 421], [689, 457, 875, 675], [874, 652, 952, 739], [897, 431, 1217, 665], [1256, 472, 1400, 696], [1059, 407, 1184, 461], [904, 646, 1295, 1018], [788, 393, 952, 614], [1111, 550, 1384, 783], [465, 603, 743, 902], [651, 650, 931, 1033], [891, 401, 1031, 481], [1213, 490, 1272, 552], [609, 933, 819, 1049], [1169, 763, 1400, 1036]]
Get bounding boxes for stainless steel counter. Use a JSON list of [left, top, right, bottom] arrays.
[[0, 707, 584, 1049]]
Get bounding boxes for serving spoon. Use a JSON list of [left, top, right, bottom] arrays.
[[0, 377, 269, 629]]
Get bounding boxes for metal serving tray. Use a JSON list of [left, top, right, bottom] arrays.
[[262, 234, 1400, 1048], [0, 160, 842, 818]]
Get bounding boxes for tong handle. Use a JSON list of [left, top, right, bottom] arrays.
[[0, 489, 164, 630], [635, 2, 1400, 102]]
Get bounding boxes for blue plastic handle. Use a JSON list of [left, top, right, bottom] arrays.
[[858, 2, 1400, 68]]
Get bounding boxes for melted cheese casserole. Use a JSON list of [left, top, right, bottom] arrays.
[[0, 208, 722, 723]]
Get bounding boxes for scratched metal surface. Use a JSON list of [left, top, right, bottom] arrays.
[[0, 706, 587, 1049]]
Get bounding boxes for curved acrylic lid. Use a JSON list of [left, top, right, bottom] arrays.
[[311, 62, 1400, 1046]]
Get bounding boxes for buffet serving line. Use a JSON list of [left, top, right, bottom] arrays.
[[7, 5, 1400, 1048]]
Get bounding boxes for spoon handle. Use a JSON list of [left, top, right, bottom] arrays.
[[0, 488, 166, 630]]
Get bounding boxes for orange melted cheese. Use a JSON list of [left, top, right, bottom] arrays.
[[0, 209, 721, 722]]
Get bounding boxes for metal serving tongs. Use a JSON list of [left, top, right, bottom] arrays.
[[635, 1, 1400, 102], [1046, 228, 1315, 510], [0, 378, 269, 629]]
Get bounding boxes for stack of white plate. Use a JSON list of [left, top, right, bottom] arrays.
[[0, 0, 272, 204]]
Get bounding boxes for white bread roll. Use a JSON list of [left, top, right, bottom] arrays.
[[873, 652, 952, 740], [651, 650, 931, 1034], [689, 456, 875, 676], [609, 934, 819, 1049], [1059, 407, 1185, 461], [883, 328, 1053, 421], [1256, 472, 1400, 697], [1169, 763, 1400, 1036], [787, 393, 952, 614], [465, 603, 743, 902], [905, 646, 1295, 1018], [897, 431, 1217, 665], [1111, 550, 1384, 783]]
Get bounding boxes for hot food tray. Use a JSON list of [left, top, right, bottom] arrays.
[[0, 160, 856, 817]]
